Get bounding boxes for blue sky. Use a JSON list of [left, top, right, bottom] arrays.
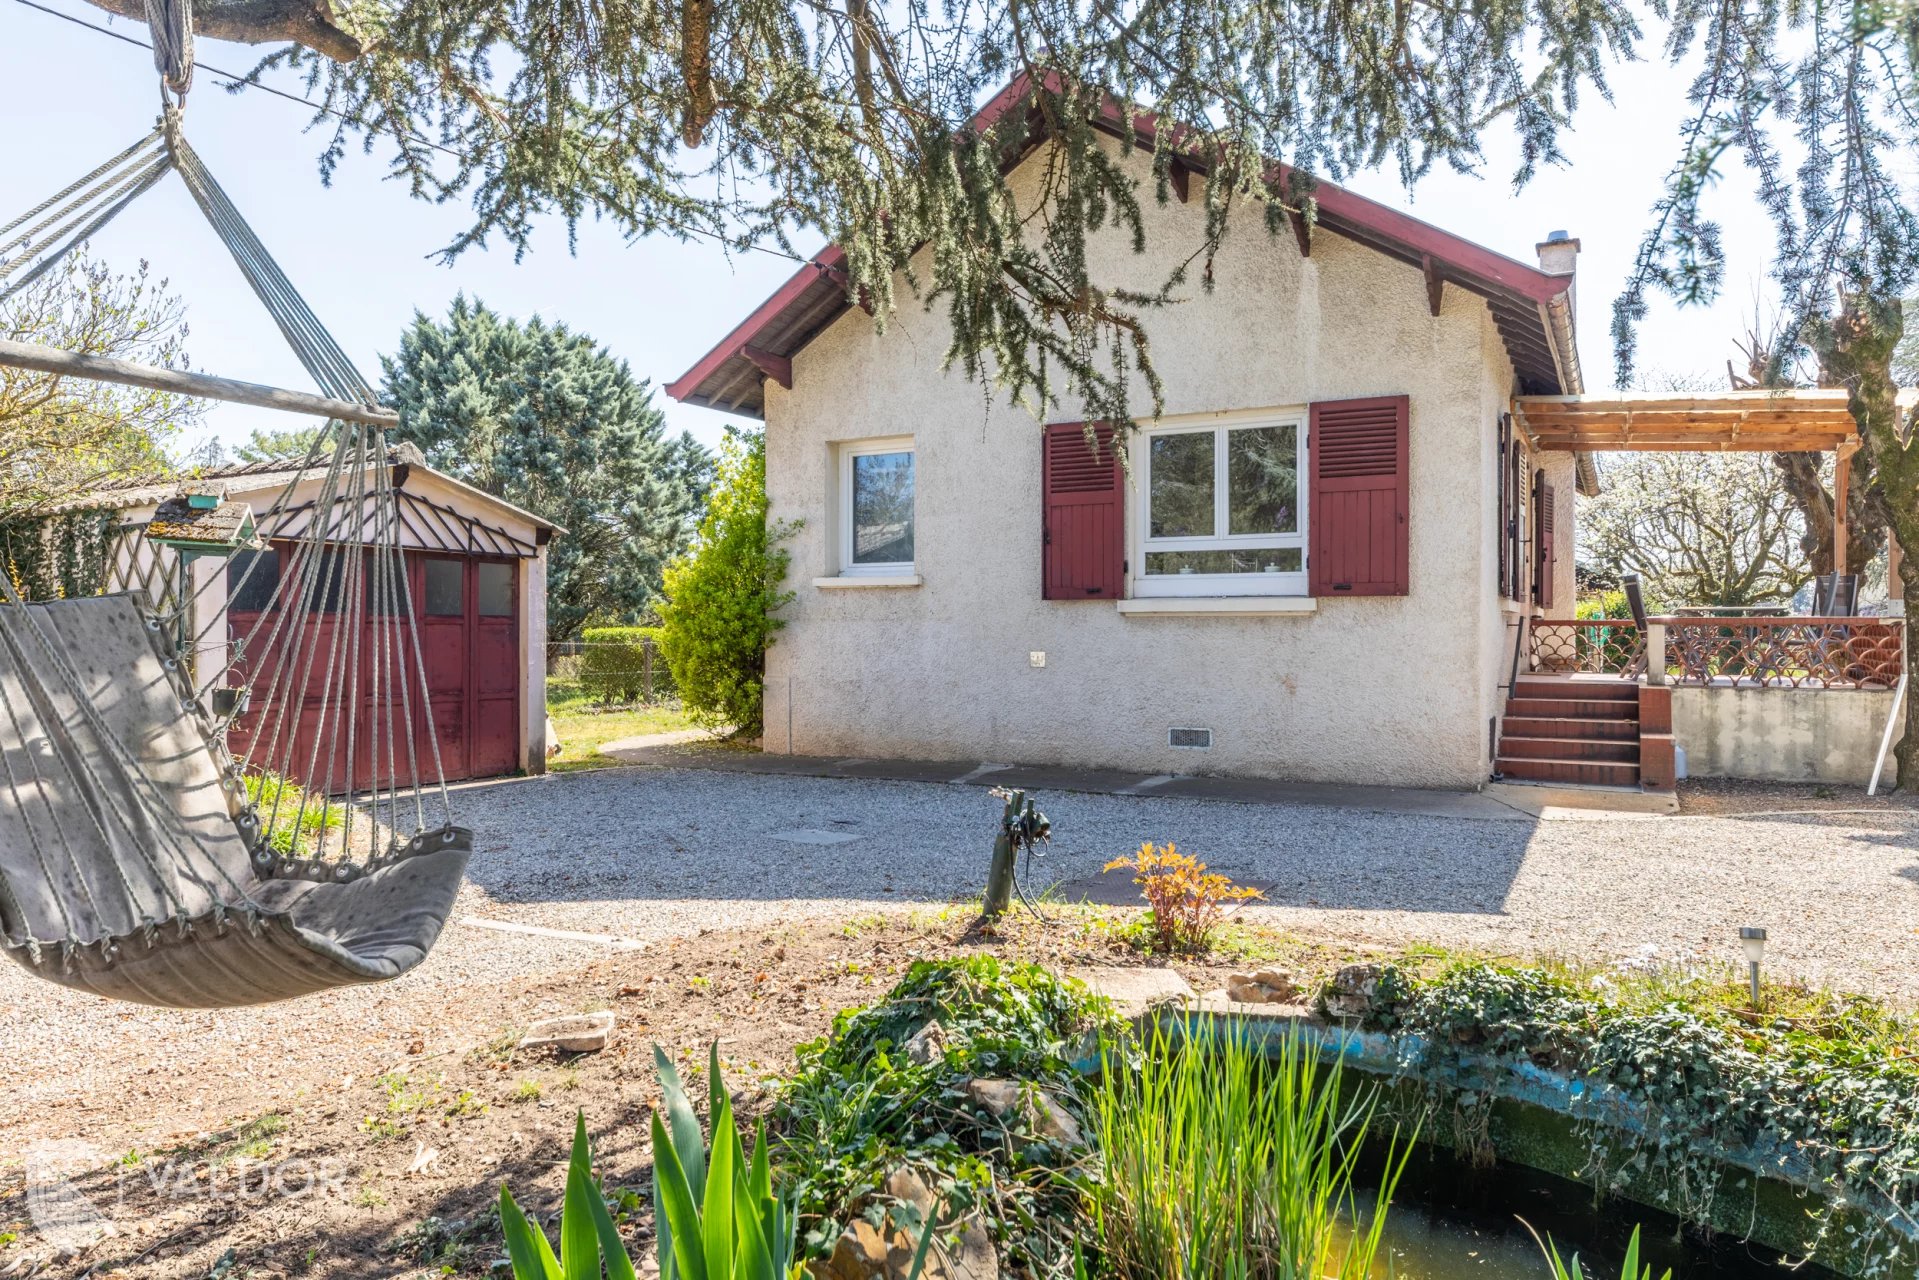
[[2, 2, 1777, 458]]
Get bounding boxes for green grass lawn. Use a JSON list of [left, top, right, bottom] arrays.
[[546, 677, 704, 773]]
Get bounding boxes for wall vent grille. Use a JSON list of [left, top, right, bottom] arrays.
[[1169, 727, 1213, 750]]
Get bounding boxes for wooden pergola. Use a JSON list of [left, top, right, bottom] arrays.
[[1512, 388, 1865, 566]]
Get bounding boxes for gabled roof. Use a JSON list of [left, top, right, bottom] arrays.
[[145, 494, 262, 551], [38, 446, 560, 538], [667, 72, 1582, 418]]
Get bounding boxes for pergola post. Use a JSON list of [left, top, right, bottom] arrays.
[[1835, 440, 1858, 578]]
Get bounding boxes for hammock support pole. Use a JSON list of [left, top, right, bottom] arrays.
[[0, 337, 399, 427]]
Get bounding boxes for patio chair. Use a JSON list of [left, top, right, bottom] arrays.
[[1832, 574, 1859, 617], [1807, 572, 1859, 614], [1621, 575, 1656, 677], [1622, 574, 1649, 629], [1795, 573, 1862, 685]]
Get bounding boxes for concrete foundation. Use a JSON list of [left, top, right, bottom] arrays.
[[1672, 685, 1899, 786]]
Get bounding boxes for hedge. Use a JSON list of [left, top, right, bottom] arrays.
[[578, 625, 672, 704]]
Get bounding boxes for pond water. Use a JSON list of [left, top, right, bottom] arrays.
[[1356, 1143, 1841, 1280]]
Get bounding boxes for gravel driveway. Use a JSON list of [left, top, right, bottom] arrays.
[[6, 765, 1918, 1136]]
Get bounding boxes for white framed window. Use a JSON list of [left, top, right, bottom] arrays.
[[1132, 408, 1307, 597], [837, 436, 916, 575]]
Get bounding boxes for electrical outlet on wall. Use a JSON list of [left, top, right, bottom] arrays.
[[1029, 651, 1047, 668]]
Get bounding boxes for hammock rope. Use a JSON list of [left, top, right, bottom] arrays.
[[0, 130, 171, 299], [0, 19, 473, 1006], [141, 0, 193, 101]]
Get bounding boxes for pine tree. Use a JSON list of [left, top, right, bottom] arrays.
[[86, 0, 1635, 431], [380, 296, 710, 639], [234, 424, 333, 464]]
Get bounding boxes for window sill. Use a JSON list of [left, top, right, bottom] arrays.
[[1116, 597, 1317, 617], [814, 574, 922, 589]]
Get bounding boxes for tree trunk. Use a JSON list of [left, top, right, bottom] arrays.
[[1773, 452, 1837, 572], [1808, 292, 1916, 786], [80, 0, 366, 60]]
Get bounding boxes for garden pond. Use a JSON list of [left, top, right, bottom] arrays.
[[1350, 1141, 1840, 1280]]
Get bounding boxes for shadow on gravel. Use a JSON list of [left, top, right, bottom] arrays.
[[452, 764, 1539, 919]]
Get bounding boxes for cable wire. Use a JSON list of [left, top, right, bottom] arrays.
[[10, 0, 814, 268]]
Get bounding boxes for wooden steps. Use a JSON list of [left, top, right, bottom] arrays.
[[1507, 697, 1645, 719], [1495, 677, 1671, 791], [1500, 715, 1639, 741], [1497, 735, 1640, 763]]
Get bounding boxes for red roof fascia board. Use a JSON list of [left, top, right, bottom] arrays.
[[1079, 88, 1565, 305], [668, 74, 1567, 401], [664, 244, 848, 402], [1278, 177, 1565, 303]]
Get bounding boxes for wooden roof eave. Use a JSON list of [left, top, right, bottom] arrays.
[[1513, 389, 1859, 454]]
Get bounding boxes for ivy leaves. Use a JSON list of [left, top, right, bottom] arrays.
[[1365, 958, 1919, 1274]]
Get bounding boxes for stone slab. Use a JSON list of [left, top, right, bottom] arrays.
[[1485, 781, 1678, 817], [1070, 964, 1197, 1019], [519, 1011, 616, 1053]]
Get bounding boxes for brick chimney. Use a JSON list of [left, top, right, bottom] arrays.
[[1536, 229, 1579, 299]]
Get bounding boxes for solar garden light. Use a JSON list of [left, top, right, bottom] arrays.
[[1740, 927, 1768, 1010]]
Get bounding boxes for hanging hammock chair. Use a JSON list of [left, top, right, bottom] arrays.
[[0, 2, 472, 1007]]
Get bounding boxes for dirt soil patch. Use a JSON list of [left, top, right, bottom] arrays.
[[1677, 776, 1919, 816], [0, 906, 1332, 1280]]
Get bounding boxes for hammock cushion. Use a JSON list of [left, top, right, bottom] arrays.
[[0, 594, 470, 1008]]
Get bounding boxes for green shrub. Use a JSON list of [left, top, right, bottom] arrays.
[[1576, 590, 1632, 620], [773, 958, 1114, 1273], [656, 429, 795, 736], [578, 625, 671, 704]]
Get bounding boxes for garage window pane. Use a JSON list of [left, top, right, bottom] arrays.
[[227, 549, 279, 613], [424, 559, 464, 616], [289, 547, 346, 614], [365, 553, 412, 615], [477, 562, 513, 616]]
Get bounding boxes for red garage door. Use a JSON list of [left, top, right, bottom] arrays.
[[419, 554, 521, 780], [226, 545, 521, 790]]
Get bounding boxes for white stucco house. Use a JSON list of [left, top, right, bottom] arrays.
[[670, 75, 1906, 792], [666, 75, 1595, 792]]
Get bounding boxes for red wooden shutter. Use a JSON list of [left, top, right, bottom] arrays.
[[1308, 395, 1409, 596], [1534, 474, 1556, 609], [1042, 422, 1123, 600]]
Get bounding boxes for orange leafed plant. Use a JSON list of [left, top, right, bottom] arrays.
[[1103, 842, 1263, 954]]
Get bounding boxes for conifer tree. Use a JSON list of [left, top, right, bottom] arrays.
[[85, 0, 1637, 429], [380, 296, 710, 639]]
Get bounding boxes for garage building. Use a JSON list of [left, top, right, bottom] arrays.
[[30, 447, 557, 782]]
